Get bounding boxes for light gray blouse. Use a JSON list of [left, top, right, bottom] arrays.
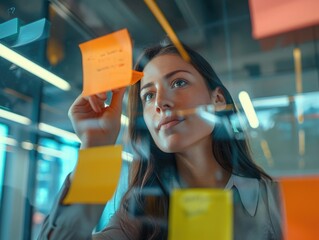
[[38, 174, 283, 240]]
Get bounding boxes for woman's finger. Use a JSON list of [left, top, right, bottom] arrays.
[[96, 92, 107, 100], [110, 87, 126, 111], [68, 93, 88, 116], [88, 95, 104, 112]]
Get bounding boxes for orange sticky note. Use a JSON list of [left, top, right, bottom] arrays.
[[132, 70, 144, 84], [168, 189, 233, 240], [63, 145, 122, 204], [279, 176, 319, 240], [79, 28, 143, 97]]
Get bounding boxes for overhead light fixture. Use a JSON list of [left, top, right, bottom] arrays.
[[21, 141, 34, 150], [0, 136, 17, 146], [0, 43, 71, 91], [239, 91, 260, 128], [293, 47, 304, 124], [252, 95, 289, 108], [0, 108, 127, 143], [37, 145, 63, 158], [293, 47, 303, 94], [38, 122, 80, 143], [0, 108, 31, 125]]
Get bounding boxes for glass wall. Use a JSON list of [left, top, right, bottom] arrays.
[[31, 138, 78, 239], [0, 0, 318, 239]]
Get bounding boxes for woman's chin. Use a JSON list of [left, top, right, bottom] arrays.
[[158, 143, 184, 154]]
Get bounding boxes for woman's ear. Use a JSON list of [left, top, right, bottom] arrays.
[[211, 87, 226, 111]]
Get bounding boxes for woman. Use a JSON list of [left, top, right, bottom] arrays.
[[39, 41, 283, 240]]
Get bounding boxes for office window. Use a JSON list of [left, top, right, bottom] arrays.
[[32, 138, 78, 239]]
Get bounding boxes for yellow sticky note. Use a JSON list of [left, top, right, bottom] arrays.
[[79, 28, 143, 97], [168, 189, 233, 240], [63, 145, 122, 204]]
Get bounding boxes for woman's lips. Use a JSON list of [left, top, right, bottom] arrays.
[[157, 115, 186, 131], [159, 119, 183, 130]]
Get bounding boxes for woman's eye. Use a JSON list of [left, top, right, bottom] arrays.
[[143, 92, 154, 102], [172, 79, 188, 88]]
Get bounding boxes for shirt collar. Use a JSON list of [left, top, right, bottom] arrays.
[[160, 170, 260, 217], [225, 174, 260, 217]]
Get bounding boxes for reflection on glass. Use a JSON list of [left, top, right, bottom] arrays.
[[0, 123, 9, 202], [31, 138, 78, 239]]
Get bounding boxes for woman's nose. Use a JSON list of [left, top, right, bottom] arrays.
[[155, 90, 173, 113]]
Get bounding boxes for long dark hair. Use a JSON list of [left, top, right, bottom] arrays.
[[116, 41, 272, 239]]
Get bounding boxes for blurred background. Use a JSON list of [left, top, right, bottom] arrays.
[[0, 0, 318, 239]]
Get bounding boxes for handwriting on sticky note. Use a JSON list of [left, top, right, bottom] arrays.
[[169, 189, 233, 240], [180, 192, 212, 217], [85, 47, 126, 73], [80, 28, 143, 97], [63, 145, 122, 204]]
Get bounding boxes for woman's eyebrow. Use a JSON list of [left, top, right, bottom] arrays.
[[163, 69, 191, 80], [140, 82, 154, 92], [140, 70, 191, 92]]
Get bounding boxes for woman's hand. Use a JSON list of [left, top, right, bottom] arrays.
[[68, 88, 126, 149]]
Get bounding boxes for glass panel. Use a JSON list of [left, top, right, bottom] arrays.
[[0, 0, 318, 239], [32, 138, 78, 239]]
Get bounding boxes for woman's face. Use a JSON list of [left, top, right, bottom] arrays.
[[140, 54, 215, 153]]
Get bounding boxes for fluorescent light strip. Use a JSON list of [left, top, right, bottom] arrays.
[[23, 138, 134, 161], [252, 95, 289, 108], [293, 47, 303, 94], [0, 109, 128, 142], [0, 43, 71, 91], [21, 141, 34, 150], [239, 91, 259, 129], [38, 122, 81, 143], [0, 136, 17, 146], [0, 109, 127, 141], [39, 116, 129, 144], [37, 145, 63, 158], [0, 108, 31, 125], [7, 134, 134, 162]]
